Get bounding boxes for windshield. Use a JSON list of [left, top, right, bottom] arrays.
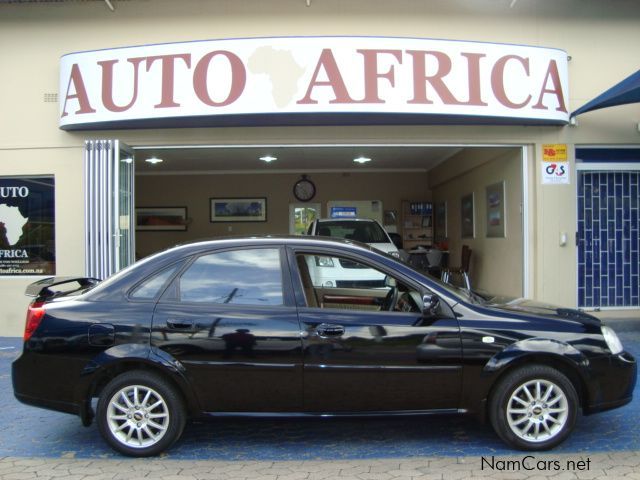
[[315, 221, 389, 243]]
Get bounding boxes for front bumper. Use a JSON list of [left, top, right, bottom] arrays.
[[585, 350, 637, 415]]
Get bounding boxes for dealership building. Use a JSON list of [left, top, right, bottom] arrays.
[[0, 0, 638, 335]]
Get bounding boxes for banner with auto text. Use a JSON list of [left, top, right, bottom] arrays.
[[0, 177, 55, 276], [59, 36, 570, 130]]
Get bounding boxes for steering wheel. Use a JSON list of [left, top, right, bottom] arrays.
[[397, 292, 421, 313], [381, 284, 399, 311]]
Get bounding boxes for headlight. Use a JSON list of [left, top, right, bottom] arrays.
[[601, 325, 624, 355], [390, 251, 400, 258], [315, 256, 334, 267]]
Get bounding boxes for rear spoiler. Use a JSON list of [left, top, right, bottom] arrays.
[[25, 276, 101, 299]]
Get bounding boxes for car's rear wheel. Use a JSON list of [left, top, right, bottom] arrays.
[[489, 364, 578, 450], [96, 370, 186, 457]]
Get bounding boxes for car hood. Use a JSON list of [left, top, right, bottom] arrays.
[[483, 296, 602, 327]]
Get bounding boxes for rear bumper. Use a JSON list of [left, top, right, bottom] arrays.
[[13, 391, 79, 416], [12, 352, 83, 416], [585, 351, 637, 415]]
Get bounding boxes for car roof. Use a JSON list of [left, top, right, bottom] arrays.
[[84, 235, 384, 301], [315, 218, 379, 223], [174, 234, 376, 253], [141, 235, 382, 264]]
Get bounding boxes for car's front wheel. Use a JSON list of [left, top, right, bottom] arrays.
[[489, 364, 578, 450], [96, 370, 186, 457]]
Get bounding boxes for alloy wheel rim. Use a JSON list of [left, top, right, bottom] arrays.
[[506, 378, 569, 443], [106, 384, 170, 448]]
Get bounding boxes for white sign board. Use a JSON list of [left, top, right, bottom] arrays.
[[542, 160, 570, 184], [59, 36, 570, 130]]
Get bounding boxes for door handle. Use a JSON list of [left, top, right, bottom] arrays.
[[316, 323, 345, 337], [166, 318, 194, 330]]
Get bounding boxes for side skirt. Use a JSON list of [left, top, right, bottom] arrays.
[[202, 409, 466, 418]]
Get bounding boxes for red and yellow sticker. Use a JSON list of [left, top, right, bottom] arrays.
[[542, 144, 568, 161]]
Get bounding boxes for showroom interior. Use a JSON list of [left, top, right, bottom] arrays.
[[131, 143, 525, 298]]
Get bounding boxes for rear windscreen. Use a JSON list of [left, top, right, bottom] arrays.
[[316, 221, 387, 243]]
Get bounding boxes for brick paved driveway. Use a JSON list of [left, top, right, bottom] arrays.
[[1, 452, 640, 480]]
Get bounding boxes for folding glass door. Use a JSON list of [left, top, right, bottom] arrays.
[[84, 139, 135, 279]]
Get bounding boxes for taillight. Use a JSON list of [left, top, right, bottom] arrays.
[[24, 301, 45, 341]]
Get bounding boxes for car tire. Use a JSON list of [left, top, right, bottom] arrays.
[[489, 364, 578, 451], [96, 370, 186, 457]]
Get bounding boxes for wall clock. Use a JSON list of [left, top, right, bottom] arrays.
[[293, 175, 316, 202]]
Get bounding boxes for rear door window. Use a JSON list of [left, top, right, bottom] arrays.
[[178, 248, 284, 305]]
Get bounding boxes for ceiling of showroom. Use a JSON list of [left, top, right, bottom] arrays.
[[133, 145, 471, 175]]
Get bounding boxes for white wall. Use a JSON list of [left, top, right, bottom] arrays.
[[0, 150, 84, 336], [1, 0, 640, 334], [430, 148, 524, 297]]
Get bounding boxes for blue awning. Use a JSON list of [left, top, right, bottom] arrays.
[[571, 68, 640, 118]]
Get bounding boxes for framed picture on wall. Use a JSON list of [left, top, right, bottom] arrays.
[[136, 207, 188, 231], [486, 181, 506, 238], [210, 197, 267, 222], [461, 193, 475, 238], [435, 201, 447, 240]]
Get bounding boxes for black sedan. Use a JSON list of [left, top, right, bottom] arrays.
[[12, 236, 637, 456]]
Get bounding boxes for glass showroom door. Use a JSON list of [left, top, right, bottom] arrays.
[[84, 139, 135, 279], [289, 203, 321, 235]]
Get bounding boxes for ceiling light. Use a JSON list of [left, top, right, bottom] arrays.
[[353, 156, 371, 164], [260, 155, 277, 163], [145, 157, 163, 164], [121, 157, 133, 164]]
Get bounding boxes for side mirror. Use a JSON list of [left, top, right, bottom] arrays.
[[422, 293, 440, 315]]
